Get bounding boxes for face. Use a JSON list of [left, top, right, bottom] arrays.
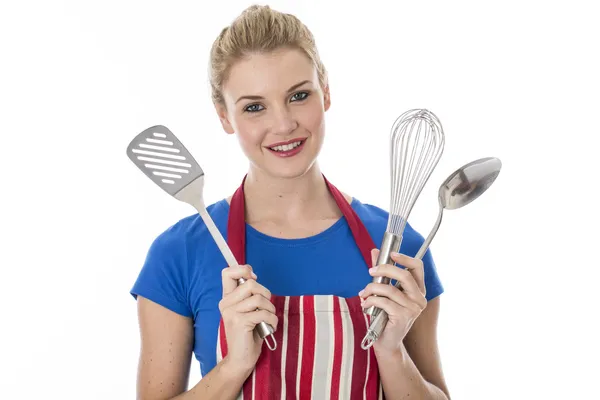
[[215, 47, 330, 179]]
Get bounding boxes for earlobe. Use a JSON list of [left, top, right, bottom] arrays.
[[214, 102, 235, 134]]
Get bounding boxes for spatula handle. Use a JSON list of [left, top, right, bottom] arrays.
[[197, 206, 278, 350]]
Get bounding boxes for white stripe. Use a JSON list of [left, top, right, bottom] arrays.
[[296, 295, 304, 399], [312, 295, 334, 399], [280, 297, 289, 399], [251, 368, 256, 399], [216, 328, 222, 362], [362, 313, 371, 400], [339, 298, 354, 399]]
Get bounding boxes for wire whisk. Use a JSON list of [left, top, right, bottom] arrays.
[[362, 109, 445, 349]]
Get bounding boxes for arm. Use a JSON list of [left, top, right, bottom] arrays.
[[136, 296, 251, 400], [375, 296, 450, 399]]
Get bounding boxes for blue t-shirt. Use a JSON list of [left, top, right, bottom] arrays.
[[130, 197, 444, 377]]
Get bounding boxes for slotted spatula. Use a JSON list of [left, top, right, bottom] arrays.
[[126, 125, 277, 350]]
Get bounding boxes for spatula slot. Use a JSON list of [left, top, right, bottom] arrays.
[[146, 138, 173, 146], [136, 156, 192, 168], [132, 148, 186, 160], [152, 171, 182, 179], [139, 143, 180, 153], [143, 164, 189, 174]]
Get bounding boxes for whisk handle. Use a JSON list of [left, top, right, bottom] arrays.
[[363, 231, 403, 317]]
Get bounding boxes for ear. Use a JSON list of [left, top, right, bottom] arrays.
[[214, 102, 235, 134], [323, 83, 331, 112]]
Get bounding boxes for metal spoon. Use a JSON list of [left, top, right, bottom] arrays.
[[361, 156, 502, 349], [415, 156, 502, 259]]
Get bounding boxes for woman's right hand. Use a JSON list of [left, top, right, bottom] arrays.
[[218, 264, 278, 374]]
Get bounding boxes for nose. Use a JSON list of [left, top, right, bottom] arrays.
[[270, 106, 298, 136]]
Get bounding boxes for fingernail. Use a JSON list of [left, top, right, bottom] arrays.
[[369, 266, 378, 274], [391, 252, 401, 257], [358, 289, 364, 297], [252, 272, 258, 279]]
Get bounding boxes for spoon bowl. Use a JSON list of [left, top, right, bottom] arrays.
[[440, 156, 502, 210], [416, 156, 502, 258]]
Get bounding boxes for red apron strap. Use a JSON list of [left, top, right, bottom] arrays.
[[227, 175, 247, 265], [322, 174, 377, 269]]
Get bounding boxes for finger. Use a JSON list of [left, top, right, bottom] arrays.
[[362, 293, 423, 318], [369, 263, 422, 298], [234, 293, 276, 314], [390, 252, 425, 295], [222, 264, 257, 296], [220, 279, 271, 311], [361, 295, 403, 317], [245, 309, 279, 331], [370, 248, 379, 268], [360, 283, 426, 312]]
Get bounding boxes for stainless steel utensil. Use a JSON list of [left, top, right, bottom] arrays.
[[361, 156, 502, 349], [363, 109, 445, 318], [127, 125, 277, 350]]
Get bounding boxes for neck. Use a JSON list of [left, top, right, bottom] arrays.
[[241, 163, 341, 223]]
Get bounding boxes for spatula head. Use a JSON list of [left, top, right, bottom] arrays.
[[126, 125, 204, 197]]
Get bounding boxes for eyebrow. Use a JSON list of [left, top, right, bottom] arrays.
[[235, 80, 312, 104]]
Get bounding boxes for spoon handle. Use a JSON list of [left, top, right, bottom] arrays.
[[416, 205, 444, 259]]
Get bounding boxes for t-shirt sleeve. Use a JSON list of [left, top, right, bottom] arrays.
[[130, 226, 193, 318], [420, 246, 444, 301]]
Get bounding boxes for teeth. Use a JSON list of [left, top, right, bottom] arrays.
[[270, 140, 302, 152]]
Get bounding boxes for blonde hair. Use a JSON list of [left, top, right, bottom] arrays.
[[209, 5, 328, 105]]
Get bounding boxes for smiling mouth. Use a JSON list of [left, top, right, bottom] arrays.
[[267, 139, 305, 152]]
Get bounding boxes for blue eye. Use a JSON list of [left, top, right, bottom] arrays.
[[244, 104, 264, 113], [291, 91, 309, 101]]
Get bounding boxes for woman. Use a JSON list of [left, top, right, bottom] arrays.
[[131, 5, 450, 400]]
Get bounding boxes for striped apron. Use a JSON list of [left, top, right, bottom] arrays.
[[217, 175, 384, 399]]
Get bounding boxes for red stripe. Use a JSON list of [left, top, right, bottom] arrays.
[[346, 297, 368, 397], [218, 319, 228, 357], [242, 372, 253, 399], [329, 297, 343, 399], [285, 296, 300, 399], [261, 295, 285, 400], [299, 296, 315, 400], [365, 316, 380, 400]]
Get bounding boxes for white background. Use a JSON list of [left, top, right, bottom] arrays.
[[1, 0, 598, 399]]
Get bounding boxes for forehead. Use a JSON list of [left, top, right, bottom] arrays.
[[223, 48, 318, 97]]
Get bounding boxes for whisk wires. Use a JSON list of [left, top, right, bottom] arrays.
[[388, 109, 445, 234]]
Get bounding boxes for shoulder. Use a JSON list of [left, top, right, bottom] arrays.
[[350, 198, 426, 256], [149, 199, 230, 253]]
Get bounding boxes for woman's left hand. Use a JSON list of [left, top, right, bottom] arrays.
[[359, 249, 428, 353]]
